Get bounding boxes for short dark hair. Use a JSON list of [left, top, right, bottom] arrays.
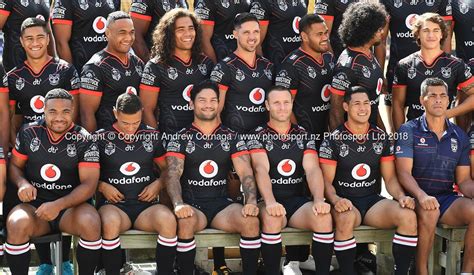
[[412, 12, 448, 47], [343, 86, 370, 103], [266, 85, 292, 100], [190, 80, 219, 102], [115, 93, 143, 114], [107, 11, 131, 27], [420, 77, 448, 97], [21, 17, 48, 36], [299, 14, 325, 34], [338, 2, 387, 47], [233, 12, 259, 30], [44, 88, 73, 104]]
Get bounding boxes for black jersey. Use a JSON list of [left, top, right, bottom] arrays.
[[96, 123, 165, 200], [275, 48, 334, 138], [80, 50, 144, 129], [210, 53, 273, 133], [166, 123, 249, 200], [12, 120, 100, 201], [0, 63, 8, 95], [51, 0, 120, 71], [194, 0, 252, 61], [130, 0, 188, 50], [330, 48, 384, 124], [0, 146, 4, 164], [393, 51, 473, 120], [0, 0, 50, 71], [247, 123, 317, 198], [140, 55, 214, 134], [250, 0, 308, 67], [7, 58, 80, 124], [319, 123, 394, 198], [451, 0, 474, 64]]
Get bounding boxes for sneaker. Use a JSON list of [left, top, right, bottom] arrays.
[[62, 261, 73, 275], [36, 264, 54, 275], [94, 269, 106, 275], [356, 251, 376, 274], [298, 255, 335, 272], [282, 261, 302, 275], [211, 265, 232, 275], [121, 262, 153, 275], [355, 260, 375, 275]]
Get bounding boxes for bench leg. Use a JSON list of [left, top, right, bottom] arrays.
[[430, 234, 442, 275], [54, 239, 63, 275], [195, 247, 210, 271], [376, 241, 393, 275], [446, 241, 462, 275]]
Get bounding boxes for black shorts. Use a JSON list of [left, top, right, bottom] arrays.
[[99, 200, 157, 225], [349, 194, 385, 222], [28, 199, 67, 233], [434, 193, 461, 218], [185, 197, 234, 227], [276, 196, 311, 221]]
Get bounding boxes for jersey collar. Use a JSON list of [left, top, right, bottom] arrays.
[[419, 114, 455, 137]]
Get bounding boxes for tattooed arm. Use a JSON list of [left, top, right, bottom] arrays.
[[166, 155, 194, 218], [446, 81, 474, 118], [232, 153, 258, 205]]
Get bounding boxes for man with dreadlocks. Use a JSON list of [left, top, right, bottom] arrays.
[[139, 8, 214, 135]]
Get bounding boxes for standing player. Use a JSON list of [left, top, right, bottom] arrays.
[[0, 63, 9, 156], [6, 89, 102, 275], [51, 0, 120, 72], [210, 12, 273, 134], [396, 78, 474, 275], [194, 0, 252, 63], [139, 8, 214, 134], [130, 0, 187, 62], [0, 0, 53, 71], [250, 0, 308, 68], [248, 86, 334, 275], [329, 2, 387, 131], [96, 93, 177, 274], [165, 80, 261, 275], [392, 13, 474, 131], [80, 11, 144, 133], [320, 86, 418, 275]]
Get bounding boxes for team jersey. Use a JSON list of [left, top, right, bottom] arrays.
[[166, 123, 249, 200], [0, 146, 4, 165], [393, 51, 473, 121], [139, 54, 214, 134], [396, 115, 470, 195], [314, 0, 357, 58], [451, 0, 474, 65], [247, 123, 317, 198], [210, 53, 274, 133], [250, 0, 308, 67], [80, 50, 144, 130], [7, 58, 80, 124], [275, 48, 334, 139], [51, 0, 120, 71], [0, 63, 8, 95], [0, 0, 50, 71], [330, 48, 384, 124], [319, 123, 394, 198], [12, 120, 100, 201], [194, 0, 252, 61], [130, 0, 188, 50], [469, 125, 474, 156], [96, 123, 165, 200]]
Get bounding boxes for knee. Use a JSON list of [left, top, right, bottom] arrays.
[[100, 212, 122, 235], [241, 216, 260, 236], [155, 208, 177, 233], [334, 211, 357, 231], [417, 209, 440, 228], [177, 217, 198, 237], [261, 214, 283, 233], [77, 209, 101, 237], [397, 209, 417, 231], [6, 212, 34, 237], [311, 213, 333, 232]]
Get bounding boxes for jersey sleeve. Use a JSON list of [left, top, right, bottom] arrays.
[[437, 0, 452, 19], [130, 0, 155, 22], [166, 133, 187, 159], [140, 61, 161, 93], [392, 61, 408, 88], [51, 0, 73, 25], [314, 0, 334, 21], [455, 61, 474, 91], [0, 146, 5, 164], [13, 126, 29, 160], [469, 128, 474, 156], [80, 64, 104, 97], [7, 71, 18, 107], [250, 0, 270, 26], [246, 128, 265, 154], [0, 64, 8, 94], [457, 131, 470, 166], [203, 56, 215, 77], [65, 64, 80, 95], [318, 137, 337, 165], [194, 0, 216, 26], [380, 132, 395, 162], [153, 132, 167, 161], [78, 140, 100, 167], [0, 0, 13, 17], [275, 60, 299, 95], [394, 123, 414, 158], [210, 62, 232, 92], [330, 66, 357, 96], [230, 132, 249, 158]]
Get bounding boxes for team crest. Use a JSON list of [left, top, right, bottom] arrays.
[[186, 140, 195, 154], [143, 140, 153, 153], [362, 66, 371, 78], [292, 0, 298, 6], [198, 64, 207, 75], [465, 67, 472, 78], [340, 0, 348, 4], [221, 140, 230, 151], [221, 0, 230, 8], [67, 144, 77, 157], [278, 0, 288, 11], [339, 143, 349, 157], [112, 68, 121, 81], [105, 142, 115, 156], [460, 3, 469, 14], [106, 0, 115, 8], [297, 139, 304, 149], [372, 142, 383, 155], [394, 0, 402, 8], [264, 69, 272, 80], [167, 67, 178, 80], [441, 67, 451, 78], [265, 140, 273, 151], [16, 78, 25, 90], [21, 0, 29, 7], [408, 67, 416, 79], [307, 66, 317, 79], [236, 69, 245, 81], [30, 137, 40, 152], [49, 73, 60, 86], [451, 138, 458, 152], [321, 68, 328, 75], [79, 0, 89, 10], [162, 0, 171, 11], [425, 0, 434, 6]]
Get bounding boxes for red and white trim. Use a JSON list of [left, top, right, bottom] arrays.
[[102, 238, 120, 250], [334, 238, 356, 251], [0, 244, 4, 256], [239, 238, 261, 249], [79, 238, 102, 250], [313, 232, 334, 244], [261, 233, 281, 245], [177, 239, 196, 252], [5, 242, 31, 255], [393, 234, 417, 247], [157, 235, 178, 247]]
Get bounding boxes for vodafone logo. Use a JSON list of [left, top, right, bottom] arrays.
[[351, 164, 371, 180], [30, 95, 45, 113], [376, 78, 383, 95], [249, 88, 265, 105], [182, 84, 193, 102], [36, 14, 45, 21], [199, 160, 218, 178], [405, 14, 419, 30], [292, 17, 301, 34], [321, 84, 331, 102], [40, 164, 61, 182], [277, 159, 296, 176], [120, 162, 141, 176], [126, 86, 137, 95], [93, 16, 107, 34]]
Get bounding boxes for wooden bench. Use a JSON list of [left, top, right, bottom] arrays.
[[431, 224, 467, 275]]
